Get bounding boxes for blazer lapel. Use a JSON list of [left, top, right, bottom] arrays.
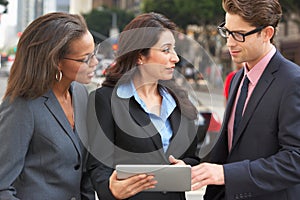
[[110, 88, 166, 159], [215, 69, 243, 157], [43, 89, 82, 158], [165, 108, 193, 159], [231, 53, 279, 150], [71, 83, 88, 149], [128, 98, 166, 154]]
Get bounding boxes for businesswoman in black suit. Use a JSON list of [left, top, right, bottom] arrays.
[[87, 12, 200, 200]]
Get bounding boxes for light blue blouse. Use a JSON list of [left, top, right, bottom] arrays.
[[117, 81, 176, 152]]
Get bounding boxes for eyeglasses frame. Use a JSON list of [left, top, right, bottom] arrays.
[[63, 43, 100, 65], [217, 22, 266, 42]]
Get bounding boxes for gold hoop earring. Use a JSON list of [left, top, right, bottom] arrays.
[[55, 70, 62, 82]]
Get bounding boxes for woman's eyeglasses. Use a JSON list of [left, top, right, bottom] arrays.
[[63, 44, 100, 65], [217, 22, 266, 42]]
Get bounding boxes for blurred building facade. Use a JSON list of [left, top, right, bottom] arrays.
[[0, 0, 299, 67], [0, 0, 70, 51], [17, 0, 73, 32], [0, 0, 142, 51], [278, 15, 300, 65]]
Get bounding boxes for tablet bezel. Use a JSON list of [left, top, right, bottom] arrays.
[[116, 164, 191, 192]]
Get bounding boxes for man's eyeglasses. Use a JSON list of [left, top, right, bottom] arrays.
[[63, 44, 100, 65], [217, 22, 266, 42]]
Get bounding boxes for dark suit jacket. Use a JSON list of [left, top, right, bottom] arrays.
[[87, 85, 200, 200], [204, 51, 300, 200], [0, 82, 95, 200]]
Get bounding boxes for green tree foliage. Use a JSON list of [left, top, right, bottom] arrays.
[[142, 0, 300, 30], [142, 0, 224, 30], [142, 0, 224, 56], [83, 7, 135, 42]]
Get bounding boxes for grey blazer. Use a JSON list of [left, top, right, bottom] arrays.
[[0, 82, 95, 200]]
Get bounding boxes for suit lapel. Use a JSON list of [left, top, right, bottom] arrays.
[[110, 87, 167, 159], [215, 70, 243, 157], [129, 100, 192, 160], [231, 52, 279, 150], [43, 88, 82, 158], [128, 98, 166, 153], [72, 83, 88, 149], [165, 108, 192, 159]]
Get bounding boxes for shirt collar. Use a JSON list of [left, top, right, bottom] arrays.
[[116, 80, 176, 119], [116, 81, 135, 99], [244, 45, 276, 85]]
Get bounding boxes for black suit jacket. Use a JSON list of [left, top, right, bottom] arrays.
[[87, 85, 199, 200], [205, 51, 300, 200]]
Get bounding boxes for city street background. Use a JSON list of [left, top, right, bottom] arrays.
[[0, 0, 298, 199]]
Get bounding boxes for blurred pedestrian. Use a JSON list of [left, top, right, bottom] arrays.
[[223, 62, 243, 104], [87, 12, 200, 200], [0, 12, 98, 199], [191, 0, 300, 199]]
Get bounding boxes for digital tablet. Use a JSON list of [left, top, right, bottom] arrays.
[[116, 164, 191, 192]]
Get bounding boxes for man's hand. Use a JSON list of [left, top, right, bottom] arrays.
[[191, 162, 225, 190]]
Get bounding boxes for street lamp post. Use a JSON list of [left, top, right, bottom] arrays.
[[109, 12, 119, 54], [109, 12, 119, 37]]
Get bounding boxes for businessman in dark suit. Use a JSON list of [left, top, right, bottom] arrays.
[[191, 0, 300, 199]]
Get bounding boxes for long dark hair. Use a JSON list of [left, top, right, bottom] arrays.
[[4, 12, 88, 101], [103, 12, 197, 119], [103, 12, 176, 86]]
